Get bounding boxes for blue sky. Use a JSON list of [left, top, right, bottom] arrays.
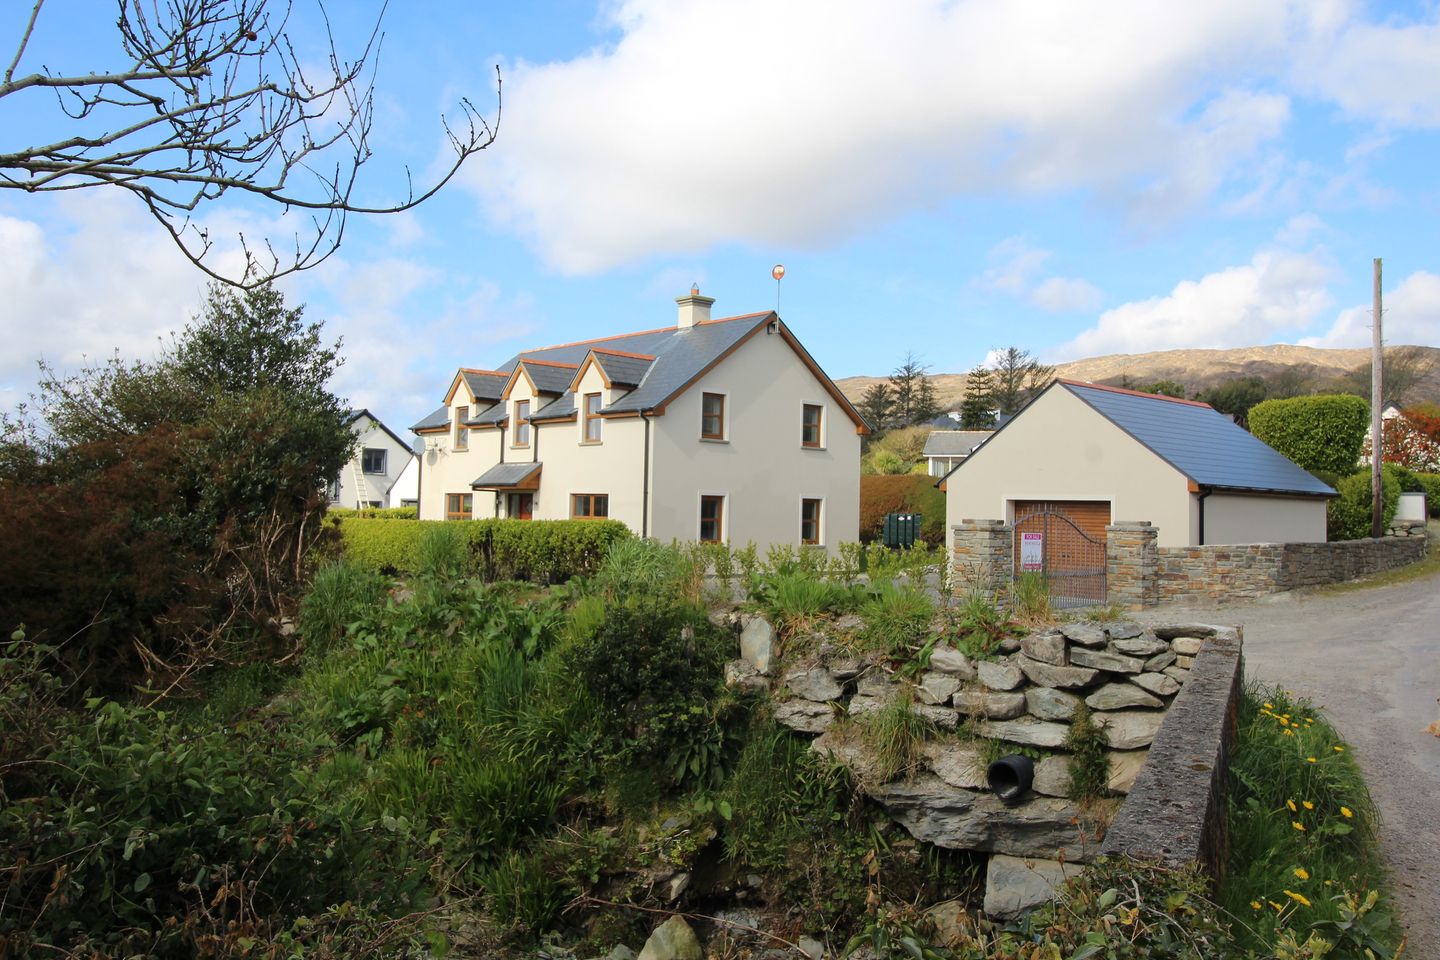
[[3, 0, 1440, 434]]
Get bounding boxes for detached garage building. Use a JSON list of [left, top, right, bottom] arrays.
[[940, 380, 1336, 552]]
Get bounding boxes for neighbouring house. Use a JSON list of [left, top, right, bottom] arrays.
[[1362, 403, 1440, 470], [410, 288, 866, 549], [923, 429, 993, 478], [940, 379, 1336, 554], [329, 409, 419, 509]]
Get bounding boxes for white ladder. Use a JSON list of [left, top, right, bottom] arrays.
[[350, 457, 372, 508]]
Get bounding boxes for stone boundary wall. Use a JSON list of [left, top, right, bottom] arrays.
[[1105, 525, 1428, 607], [951, 519, 1013, 602], [1100, 624, 1243, 877]]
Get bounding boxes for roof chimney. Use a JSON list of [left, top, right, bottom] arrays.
[[675, 284, 715, 329]]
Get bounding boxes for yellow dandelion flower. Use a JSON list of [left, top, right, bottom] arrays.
[[1302, 800, 1314, 810], [1279, 717, 1290, 726], [1284, 890, 1312, 907], [1251, 900, 1263, 910], [1284, 729, 1295, 737], [1340, 806, 1353, 819], [1287, 799, 1297, 812], [1292, 821, 1306, 832], [1294, 867, 1310, 880], [1270, 900, 1285, 912], [1307, 757, 1318, 763], [1334, 746, 1344, 753], [1324, 880, 1333, 887], [1264, 703, 1274, 709], [1282, 714, 1291, 720]]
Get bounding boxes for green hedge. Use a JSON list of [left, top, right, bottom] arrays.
[[335, 517, 630, 581], [1326, 467, 1400, 541], [1248, 394, 1369, 476], [327, 506, 417, 519], [1416, 473, 1440, 517]]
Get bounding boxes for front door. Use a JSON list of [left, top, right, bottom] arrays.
[[507, 492, 534, 520]]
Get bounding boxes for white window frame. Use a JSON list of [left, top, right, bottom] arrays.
[[697, 490, 728, 544], [799, 495, 825, 547], [361, 447, 387, 474]]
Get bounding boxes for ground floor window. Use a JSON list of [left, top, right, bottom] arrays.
[[699, 494, 725, 543], [446, 493, 472, 520], [801, 498, 822, 545], [572, 493, 609, 519]]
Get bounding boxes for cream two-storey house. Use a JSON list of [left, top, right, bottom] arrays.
[[410, 289, 866, 550]]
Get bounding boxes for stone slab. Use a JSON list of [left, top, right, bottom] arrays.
[[929, 645, 977, 678], [980, 716, 1071, 749], [739, 617, 775, 675], [1111, 633, 1168, 657], [1060, 622, 1108, 647], [785, 667, 843, 702], [1016, 656, 1101, 689], [1025, 687, 1080, 722], [922, 740, 989, 790], [1130, 672, 1181, 697], [1093, 710, 1165, 749], [1070, 647, 1145, 674], [1085, 682, 1164, 711], [774, 699, 833, 733], [983, 854, 1084, 920], [978, 658, 1024, 691], [954, 690, 1026, 720], [1020, 631, 1067, 666], [918, 672, 961, 705]]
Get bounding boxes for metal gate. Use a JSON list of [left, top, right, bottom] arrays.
[[1013, 504, 1107, 609]]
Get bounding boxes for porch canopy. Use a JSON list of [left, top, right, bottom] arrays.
[[470, 462, 542, 491]]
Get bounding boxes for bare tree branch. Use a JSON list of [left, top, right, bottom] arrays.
[[1, 0, 499, 287]]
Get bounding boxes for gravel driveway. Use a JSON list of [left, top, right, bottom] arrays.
[[1139, 565, 1440, 957]]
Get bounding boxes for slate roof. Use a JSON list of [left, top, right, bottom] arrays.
[[518, 360, 580, 395], [462, 370, 509, 401], [410, 405, 450, 432], [591, 350, 654, 387], [413, 308, 867, 435], [1062, 381, 1335, 497], [923, 430, 993, 458], [470, 462, 542, 489], [464, 401, 504, 426]]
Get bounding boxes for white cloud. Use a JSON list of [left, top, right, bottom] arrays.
[[1301, 270, 1440, 349], [1292, 9, 1440, 127], [467, 0, 1299, 272], [979, 237, 1102, 313], [1055, 248, 1334, 358]]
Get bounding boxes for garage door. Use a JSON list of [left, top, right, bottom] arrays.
[[1012, 500, 1111, 608]]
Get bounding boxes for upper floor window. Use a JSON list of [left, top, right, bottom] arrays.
[[327, 478, 341, 501], [572, 493, 609, 519], [802, 404, 823, 448], [801, 498, 822, 545], [514, 400, 531, 446], [454, 405, 469, 449], [699, 494, 725, 542], [362, 448, 386, 474], [583, 392, 602, 442], [701, 392, 725, 440], [446, 493, 473, 521]]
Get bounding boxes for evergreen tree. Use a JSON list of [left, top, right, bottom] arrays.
[[990, 346, 1055, 416], [859, 382, 893, 434], [888, 352, 940, 426], [959, 365, 996, 429]]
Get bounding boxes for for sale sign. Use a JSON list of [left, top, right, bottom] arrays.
[[1020, 532, 1043, 572]]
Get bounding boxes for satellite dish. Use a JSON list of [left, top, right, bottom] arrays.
[[772, 264, 785, 281]]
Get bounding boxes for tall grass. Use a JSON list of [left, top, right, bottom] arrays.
[[857, 580, 934, 654], [415, 521, 468, 580], [861, 692, 929, 782], [1011, 572, 1054, 625], [297, 558, 388, 653], [1220, 683, 1399, 955]]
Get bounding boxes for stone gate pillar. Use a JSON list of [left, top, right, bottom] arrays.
[[951, 519, 1013, 602], [1106, 522, 1159, 609]]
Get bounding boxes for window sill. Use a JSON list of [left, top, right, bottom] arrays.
[[578, 440, 603, 447], [699, 437, 730, 444], [801, 445, 827, 452]]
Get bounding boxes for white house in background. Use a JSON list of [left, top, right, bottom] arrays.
[[939, 380, 1336, 552], [329, 409, 419, 509], [923, 429, 993, 478], [410, 288, 867, 550], [1362, 403, 1440, 470]]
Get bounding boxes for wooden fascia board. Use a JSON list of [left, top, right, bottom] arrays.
[[648, 315, 772, 416], [442, 371, 473, 406], [597, 410, 641, 419], [775, 322, 872, 435], [569, 353, 612, 392], [532, 413, 578, 424], [501, 365, 537, 402]]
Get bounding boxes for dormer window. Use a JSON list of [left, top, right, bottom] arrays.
[[514, 400, 531, 446], [454, 405, 469, 449]]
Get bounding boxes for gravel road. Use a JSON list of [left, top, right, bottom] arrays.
[[1140, 567, 1440, 957]]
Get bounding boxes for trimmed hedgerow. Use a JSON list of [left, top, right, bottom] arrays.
[[334, 517, 630, 582], [859, 474, 945, 545], [1249, 394, 1370, 476], [1415, 472, 1440, 517], [327, 506, 417, 519], [1326, 467, 1401, 541]]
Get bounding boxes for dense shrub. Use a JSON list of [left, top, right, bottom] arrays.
[[1326, 468, 1400, 540], [1249, 394, 1370, 475], [328, 505, 418, 519], [859, 474, 946, 544], [1415, 472, 1440, 517], [336, 517, 630, 581]]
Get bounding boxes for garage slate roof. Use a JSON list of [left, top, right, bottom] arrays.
[[1063, 381, 1336, 497]]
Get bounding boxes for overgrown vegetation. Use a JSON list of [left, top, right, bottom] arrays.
[[1221, 684, 1400, 957]]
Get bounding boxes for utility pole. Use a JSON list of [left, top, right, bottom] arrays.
[[1371, 258, 1384, 539]]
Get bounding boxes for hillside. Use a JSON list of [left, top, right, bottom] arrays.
[[834, 344, 1440, 410]]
